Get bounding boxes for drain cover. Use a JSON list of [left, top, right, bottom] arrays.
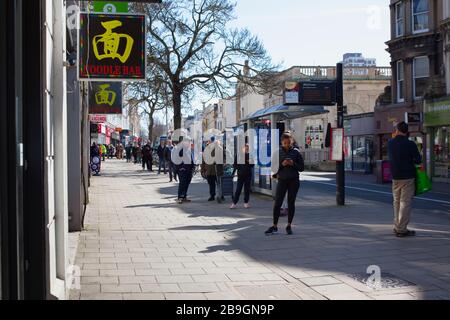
[[347, 273, 416, 289]]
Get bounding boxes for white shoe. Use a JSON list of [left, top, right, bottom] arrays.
[[230, 204, 237, 209], [244, 203, 251, 209]]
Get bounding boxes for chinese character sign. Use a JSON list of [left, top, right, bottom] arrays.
[[89, 82, 123, 114], [79, 13, 146, 81]]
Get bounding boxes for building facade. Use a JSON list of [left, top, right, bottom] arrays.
[[375, 0, 443, 162]]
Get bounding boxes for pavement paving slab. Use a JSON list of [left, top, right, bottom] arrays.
[[69, 160, 450, 300]]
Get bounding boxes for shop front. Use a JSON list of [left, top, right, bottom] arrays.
[[374, 103, 425, 161], [344, 113, 375, 173], [424, 97, 450, 184]]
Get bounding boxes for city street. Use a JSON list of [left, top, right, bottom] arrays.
[[70, 160, 450, 300]]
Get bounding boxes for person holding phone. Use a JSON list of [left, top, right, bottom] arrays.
[[265, 132, 304, 236]]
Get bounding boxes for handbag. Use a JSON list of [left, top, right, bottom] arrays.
[[415, 165, 432, 196]]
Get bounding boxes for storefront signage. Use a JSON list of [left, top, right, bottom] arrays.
[[78, 13, 146, 81], [89, 115, 108, 123], [91, 1, 129, 13], [424, 98, 450, 127], [405, 112, 422, 124], [330, 128, 344, 162], [298, 80, 337, 106], [89, 82, 123, 114], [284, 82, 300, 105]]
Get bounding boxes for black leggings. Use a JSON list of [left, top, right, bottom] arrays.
[[273, 179, 300, 225]]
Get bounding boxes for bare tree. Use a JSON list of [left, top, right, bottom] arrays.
[[133, 0, 279, 130], [125, 67, 170, 144]]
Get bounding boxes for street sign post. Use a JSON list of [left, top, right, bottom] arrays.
[[336, 63, 345, 206]]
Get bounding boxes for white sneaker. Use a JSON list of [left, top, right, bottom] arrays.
[[230, 204, 237, 209], [244, 203, 251, 209]]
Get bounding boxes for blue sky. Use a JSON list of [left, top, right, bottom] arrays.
[[231, 0, 391, 67]]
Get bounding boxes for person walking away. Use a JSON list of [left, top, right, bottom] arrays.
[[266, 133, 304, 236], [388, 122, 422, 238], [136, 144, 143, 164], [166, 140, 177, 182], [157, 142, 168, 174], [174, 140, 195, 204], [201, 139, 224, 202], [132, 144, 138, 164], [116, 143, 124, 160], [230, 144, 254, 209], [125, 143, 132, 163], [90, 142, 101, 176], [100, 144, 107, 162], [142, 142, 153, 171]]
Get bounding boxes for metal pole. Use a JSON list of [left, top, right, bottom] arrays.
[[336, 63, 345, 206]]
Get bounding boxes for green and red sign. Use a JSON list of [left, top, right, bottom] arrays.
[[78, 13, 146, 81], [89, 82, 123, 114]]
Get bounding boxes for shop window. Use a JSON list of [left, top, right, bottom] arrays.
[[445, 0, 450, 19], [412, 0, 429, 33], [433, 127, 450, 182], [304, 120, 324, 149], [397, 60, 404, 102], [396, 2, 404, 37], [413, 56, 429, 99]]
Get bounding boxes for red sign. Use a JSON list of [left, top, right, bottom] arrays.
[[90, 115, 107, 123]]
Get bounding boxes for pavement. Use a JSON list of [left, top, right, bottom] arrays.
[[69, 159, 450, 300]]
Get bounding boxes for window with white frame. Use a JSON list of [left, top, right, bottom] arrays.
[[397, 60, 405, 102], [445, 0, 450, 19], [413, 56, 429, 99], [412, 0, 429, 33], [396, 2, 404, 37]]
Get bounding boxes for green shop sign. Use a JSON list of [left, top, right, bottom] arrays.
[[91, 1, 129, 13], [424, 98, 450, 127]]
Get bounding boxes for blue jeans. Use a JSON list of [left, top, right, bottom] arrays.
[[158, 157, 166, 174], [178, 170, 192, 199]]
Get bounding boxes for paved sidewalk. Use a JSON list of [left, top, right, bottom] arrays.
[[70, 160, 450, 300]]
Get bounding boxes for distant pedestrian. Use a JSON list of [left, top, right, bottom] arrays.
[[116, 144, 124, 160], [166, 140, 177, 182], [230, 144, 254, 209], [201, 139, 224, 202], [100, 144, 107, 162], [157, 142, 167, 174], [142, 142, 153, 172], [266, 132, 304, 236], [125, 143, 133, 163], [174, 140, 195, 204], [388, 122, 422, 238]]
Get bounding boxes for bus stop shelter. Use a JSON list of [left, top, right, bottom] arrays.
[[241, 104, 329, 196]]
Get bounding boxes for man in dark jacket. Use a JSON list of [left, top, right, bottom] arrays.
[[174, 140, 195, 204], [388, 122, 422, 238], [142, 142, 153, 172], [165, 140, 177, 182], [157, 142, 167, 174]]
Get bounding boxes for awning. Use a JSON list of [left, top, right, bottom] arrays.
[[241, 104, 329, 122]]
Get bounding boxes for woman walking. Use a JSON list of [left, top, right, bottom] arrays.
[[230, 144, 254, 209], [265, 133, 304, 236]]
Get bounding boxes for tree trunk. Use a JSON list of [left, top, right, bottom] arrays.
[[172, 87, 182, 130], [148, 111, 155, 144]]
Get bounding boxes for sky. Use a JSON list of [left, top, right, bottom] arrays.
[[231, 0, 391, 68]]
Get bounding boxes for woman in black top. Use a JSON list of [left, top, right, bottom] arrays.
[[230, 144, 255, 209], [266, 133, 304, 235]]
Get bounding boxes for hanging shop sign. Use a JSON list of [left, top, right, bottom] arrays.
[[89, 114, 108, 123], [298, 80, 337, 106], [78, 13, 146, 81], [91, 1, 129, 13], [424, 98, 450, 127], [330, 128, 344, 162], [89, 82, 123, 114], [405, 112, 422, 125], [284, 81, 300, 105]]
